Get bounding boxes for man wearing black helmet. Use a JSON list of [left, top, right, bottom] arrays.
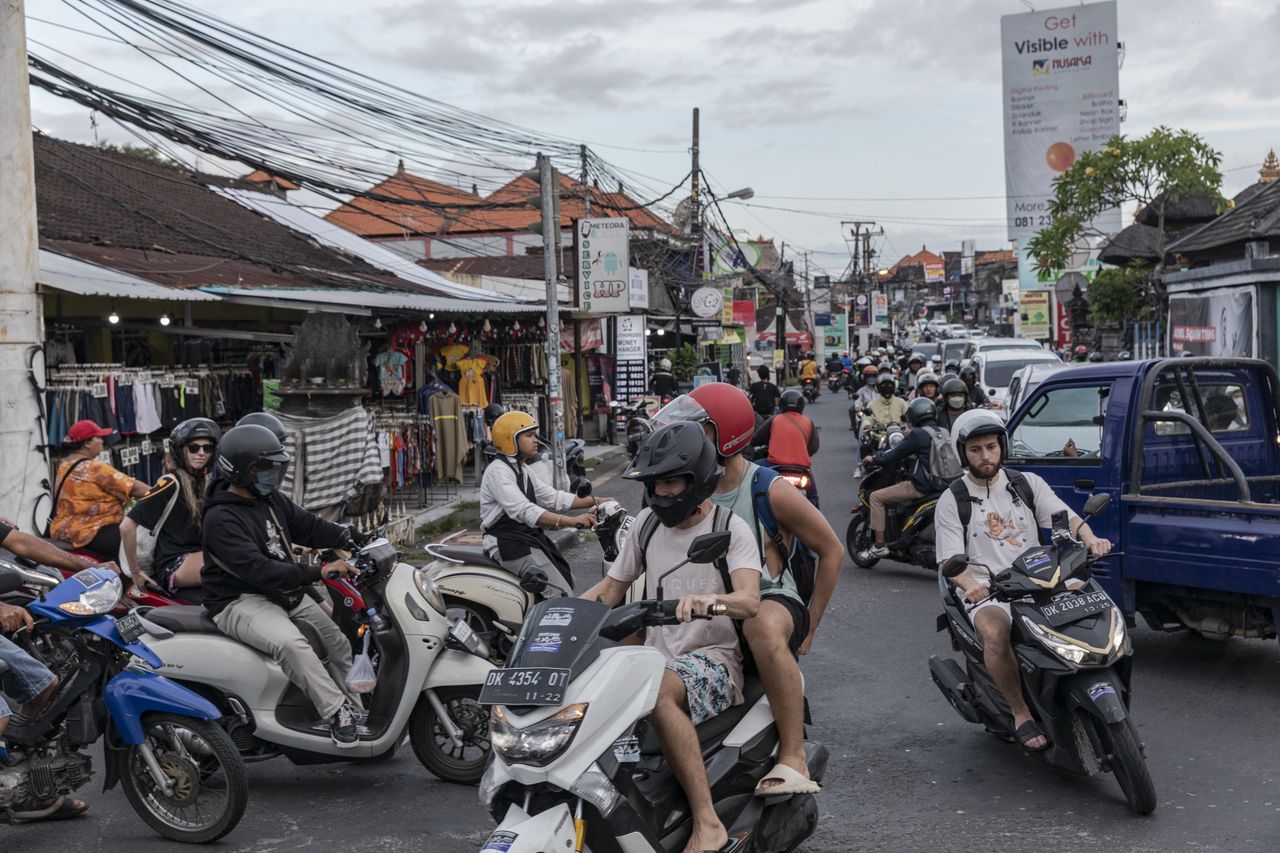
[[202, 424, 365, 748], [861, 372, 907, 434], [752, 389, 820, 474], [936, 376, 973, 432], [959, 364, 988, 407], [934, 410, 1111, 751], [583, 422, 762, 853], [857, 398, 944, 561]]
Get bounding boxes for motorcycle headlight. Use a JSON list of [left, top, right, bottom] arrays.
[[413, 566, 447, 614], [490, 703, 587, 767], [1021, 616, 1090, 665], [59, 570, 122, 616], [569, 762, 622, 816]]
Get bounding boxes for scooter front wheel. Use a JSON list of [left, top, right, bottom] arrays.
[[846, 515, 879, 569], [117, 713, 248, 843], [410, 686, 491, 784], [1101, 719, 1157, 815]]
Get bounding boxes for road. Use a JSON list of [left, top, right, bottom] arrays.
[[11, 391, 1280, 851]]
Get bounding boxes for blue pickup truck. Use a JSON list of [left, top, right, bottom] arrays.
[[1004, 356, 1280, 641]]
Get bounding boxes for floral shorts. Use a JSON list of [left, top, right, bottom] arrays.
[[665, 652, 734, 725]]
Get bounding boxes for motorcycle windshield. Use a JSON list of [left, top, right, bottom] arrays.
[[507, 598, 611, 682]]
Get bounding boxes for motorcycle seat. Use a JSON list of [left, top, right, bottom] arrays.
[[432, 545, 505, 571], [640, 676, 767, 756], [146, 605, 220, 634]]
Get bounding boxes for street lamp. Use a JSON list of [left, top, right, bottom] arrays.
[[724, 187, 754, 201]]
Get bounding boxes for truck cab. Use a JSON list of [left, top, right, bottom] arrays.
[[1004, 357, 1280, 640]]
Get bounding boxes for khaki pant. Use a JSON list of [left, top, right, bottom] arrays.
[[869, 480, 925, 533], [212, 594, 353, 720]]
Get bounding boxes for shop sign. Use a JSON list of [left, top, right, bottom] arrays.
[[560, 318, 605, 352], [852, 293, 871, 327], [823, 314, 848, 351], [576, 217, 631, 313], [872, 292, 889, 325], [614, 315, 648, 401], [721, 286, 734, 325], [628, 267, 649, 310], [1020, 291, 1052, 339], [1055, 296, 1072, 347], [690, 287, 723, 320]]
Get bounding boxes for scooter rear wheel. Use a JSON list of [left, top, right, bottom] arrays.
[[846, 516, 879, 569], [409, 686, 490, 784]]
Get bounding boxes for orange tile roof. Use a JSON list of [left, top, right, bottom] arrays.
[[242, 169, 300, 191], [325, 166, 671, 239]]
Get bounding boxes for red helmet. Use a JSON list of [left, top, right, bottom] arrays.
[[1074, 344, 1089, 356], [652, 382, 755, 457]]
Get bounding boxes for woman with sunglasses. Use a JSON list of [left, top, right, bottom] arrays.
[[121, 418, 222, 595]]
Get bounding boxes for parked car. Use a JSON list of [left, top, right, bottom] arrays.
[[1005, 361, 1068, 414], [944, 324, 970, 339], [1004, 356, 1279, 642], [974, 348, 1062, 411], [961, 336, 1046, 361]]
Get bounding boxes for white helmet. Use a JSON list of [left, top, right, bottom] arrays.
[[950, 408, 1007, 468], [659, 358, 672, 371]]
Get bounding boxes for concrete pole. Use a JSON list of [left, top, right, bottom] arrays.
[[538, 154, 567, 491], [0, 0, 49, 532]]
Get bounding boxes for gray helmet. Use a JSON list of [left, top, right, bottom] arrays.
[[236, 411, 287, 443], [906, 397, 937, 426]]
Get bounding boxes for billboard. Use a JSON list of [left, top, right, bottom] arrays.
[[576, 218, 630, 313], [614, 315, 648, 401], [1001, 1, 1121, 240], [627, 266, 649, 310], [924, 260, 945, 283], [823, 313, 848, 352], [1169, 288, 1255, 357]]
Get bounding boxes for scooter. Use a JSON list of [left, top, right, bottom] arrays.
[[134, 539, 495, 782], [846, 458, 939, 570], [0, 560, 248, 842], [801, 377, 819, 403], [928, 495, 1156, 815], [613, 397, 661, 459], [424, 495, 631, 662], [826, 372, 842, 394], [477, 533, 828, 853]]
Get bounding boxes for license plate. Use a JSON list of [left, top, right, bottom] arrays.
[[479, 667, 571, 706], [116, 612, 145, 644], [1039, 591, 1112, 627], [449, 618, 477, 645]]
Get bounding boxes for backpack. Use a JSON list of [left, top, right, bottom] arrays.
[[948, 469, 1037, 536], [749, 466, 818, 606], [128, 474, 182, 575], [923, 426, 963, 491]]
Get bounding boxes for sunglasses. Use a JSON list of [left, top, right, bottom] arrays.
[[187, 443, 216, 454]]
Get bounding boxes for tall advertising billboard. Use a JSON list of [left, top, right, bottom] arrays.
[[1001, 2, 1121, 240]]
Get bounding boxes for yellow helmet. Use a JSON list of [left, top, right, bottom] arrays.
[[491, 411, 538, 457]]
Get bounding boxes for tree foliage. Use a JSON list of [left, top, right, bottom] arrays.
[[1086, 266, 1150, 326], [98, 141, 178, 166], [671, 343, 699, 382], [1026, 127, 1225, 279]]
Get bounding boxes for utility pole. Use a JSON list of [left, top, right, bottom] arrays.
[[572, 144, 590, 442], [800, 251, 817, 361], [1, 0, 47, 532], [537, 153, 568, 490]]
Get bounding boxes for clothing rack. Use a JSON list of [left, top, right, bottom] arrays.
[[371, 411, 457, 510]]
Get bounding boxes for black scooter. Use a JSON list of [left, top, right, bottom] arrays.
[[801, 378, 819, 403], [846, 456, 939, 570], [928, 495, 1157, 815]]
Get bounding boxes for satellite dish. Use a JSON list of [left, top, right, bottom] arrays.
[[672, 197, 693, 235]]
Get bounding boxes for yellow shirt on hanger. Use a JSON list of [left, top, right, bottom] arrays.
[[441, 343, 470, 370], [456, 357, 489, 408]]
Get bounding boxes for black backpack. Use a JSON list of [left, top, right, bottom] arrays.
[[948, 469, 1038, 536]]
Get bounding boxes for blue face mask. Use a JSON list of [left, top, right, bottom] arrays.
[[253, 465, 284, 496]]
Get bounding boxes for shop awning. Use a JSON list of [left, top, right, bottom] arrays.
[[38, 250, 222, 301], [198, 286, 544, 315]]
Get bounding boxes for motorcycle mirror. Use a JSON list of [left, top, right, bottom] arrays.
[[940, 554, 969, 578], [686, 531, 731, 563], [1082, 493, 1111, 518], [573, 478, 593, 498]]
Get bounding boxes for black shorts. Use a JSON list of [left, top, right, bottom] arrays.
[[761, 592, 811, 655]]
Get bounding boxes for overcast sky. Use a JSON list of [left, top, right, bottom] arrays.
[[26, 0, 1280, 279]]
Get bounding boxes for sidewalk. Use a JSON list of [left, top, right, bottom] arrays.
[[406, 442, 626, 538]]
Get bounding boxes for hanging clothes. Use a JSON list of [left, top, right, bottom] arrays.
[[561, 357, 579, 439], [429, 391, 468, 484], [456, 357, 489, 408]]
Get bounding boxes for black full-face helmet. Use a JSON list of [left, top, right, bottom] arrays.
[[623, 422, 722, 528], [216, 424, 291, 496]]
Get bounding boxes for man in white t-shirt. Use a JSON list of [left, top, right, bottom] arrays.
[[583, 422, 762, 853], [934, 410, 1111, 752]]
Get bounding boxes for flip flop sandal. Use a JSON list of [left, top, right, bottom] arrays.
[[754, 762, 822, 797], [1015, 720, 1051, 752], [11, 796, 89, 823]]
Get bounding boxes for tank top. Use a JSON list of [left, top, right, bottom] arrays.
[[766, 412, 813, 468], [710, 462, 802, 603]]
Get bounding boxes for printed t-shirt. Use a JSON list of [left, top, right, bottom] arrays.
[[50, 459, 138, 547]]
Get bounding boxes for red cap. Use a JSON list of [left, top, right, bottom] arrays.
[[65, 420, 113, 443]]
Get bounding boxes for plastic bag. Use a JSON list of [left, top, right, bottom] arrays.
[[343, 629, 378, 694]]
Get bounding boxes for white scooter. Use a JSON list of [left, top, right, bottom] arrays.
[[424, 498, 633, 663], [477, 532, 828, 853], [136, 539, 495, 782]]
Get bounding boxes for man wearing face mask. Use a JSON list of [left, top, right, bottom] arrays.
[[936, 376, 973, 432], [201, 424, 364, 748]]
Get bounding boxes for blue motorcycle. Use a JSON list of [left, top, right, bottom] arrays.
[[0, 560, 247, 842]]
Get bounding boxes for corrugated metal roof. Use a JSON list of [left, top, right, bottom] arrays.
[[198, 286, 543, 314], [212, 187, 522, 302], [38, 250, 222, 301]]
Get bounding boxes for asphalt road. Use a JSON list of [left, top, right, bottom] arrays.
[[11, 391, 1280, 851]]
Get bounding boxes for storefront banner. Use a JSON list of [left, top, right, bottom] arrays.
[[1001, 1, 1122, 240], [823, 313, 848, 351], [1169, 287, 1255, 357], [1055, 295, 1072, 347], [721, 286, 735, 325], [627, 266, 649, 310], [1020, 290, 1052, 339], [560, 318, 605, 352], [872, 293, 889, 325], [924, 260, 945, 283], [852, 293, 871, 327], [732, 300, 755, 326], [576, 217, 631, 313]]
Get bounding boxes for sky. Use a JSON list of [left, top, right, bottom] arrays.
[[24, 0, 1280, 280]]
